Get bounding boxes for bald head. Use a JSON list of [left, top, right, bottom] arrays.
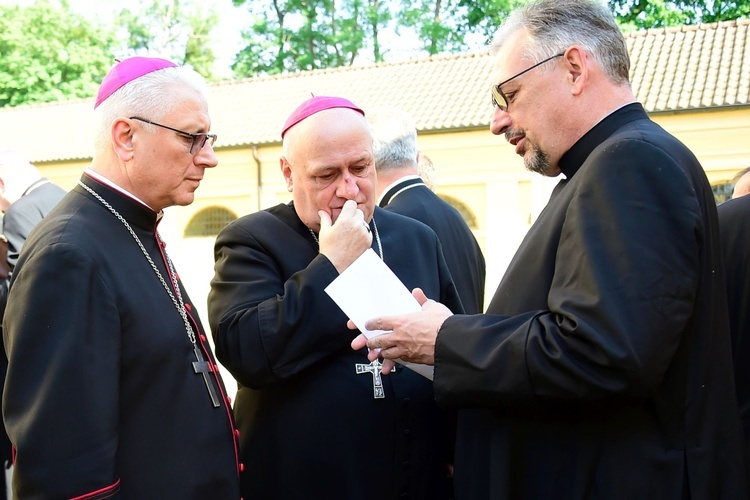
[[280, 107, 376, 232]]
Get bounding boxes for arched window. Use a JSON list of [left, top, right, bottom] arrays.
[[184, 206, 238, 237], [437, 194, 479, 229]]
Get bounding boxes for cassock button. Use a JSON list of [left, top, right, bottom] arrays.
[[234, 429, 241, 438], [199, 334, 207, 342], [239, 463, 246, 472], [160, 241, 166, 248], [185, 303, 192, 312], [226, 396, 232, 405]]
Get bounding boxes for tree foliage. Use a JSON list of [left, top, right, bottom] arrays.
[[609, 0, 750, 29], [232, 0, 381, 76], [116, 0, 220, 79], [233, 0, 749, 77], [0, 0, 114, 107], [1, 0, 749, 107]]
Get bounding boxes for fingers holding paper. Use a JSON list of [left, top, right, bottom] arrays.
[[352, 288, 453, 366]]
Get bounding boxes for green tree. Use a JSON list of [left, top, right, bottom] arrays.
[[0, 0, 115, 107], [609, 0, 750, 29], [232, 0, 389, 76], [457, 0, 524, 43], [397, 0, 466, 55], [117, 0, 220, 79], [232, 0, 750, 77]]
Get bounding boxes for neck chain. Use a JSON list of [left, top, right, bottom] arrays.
[[309, 218, 383, 260], [79, 181, 195, 343], [78, 180, 222, 407]]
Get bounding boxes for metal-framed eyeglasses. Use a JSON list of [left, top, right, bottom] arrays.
[[129, 116, 217, 155], [491, 53, 564, 111]]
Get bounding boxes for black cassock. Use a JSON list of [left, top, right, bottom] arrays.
[[380, 177, 486, 315], [3, 174, 240, 499], [718, 194, 750, 461], [435, 104, 748, 499], [208, 203, 463, 500]]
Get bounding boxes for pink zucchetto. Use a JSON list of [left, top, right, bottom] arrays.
[[94, 57, 178, 109], [281, 96, 365, 138]]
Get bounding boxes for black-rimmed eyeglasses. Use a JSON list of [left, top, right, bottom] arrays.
[[130, 116, 217, 155], [491, 53, 564, 111]]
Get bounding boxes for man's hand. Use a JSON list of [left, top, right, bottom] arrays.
[[318, 199, 372, 273], [350, 288, 453, 369]]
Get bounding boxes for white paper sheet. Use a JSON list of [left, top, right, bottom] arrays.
[[325, 249, 434, 380]]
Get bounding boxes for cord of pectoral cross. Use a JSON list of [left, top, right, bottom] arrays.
[[79, 181, 221, 407], [78, 181, 196, 345]]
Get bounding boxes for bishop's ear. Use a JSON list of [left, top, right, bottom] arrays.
[[112, 118, 136, 161], [280, 157, 294, 192]]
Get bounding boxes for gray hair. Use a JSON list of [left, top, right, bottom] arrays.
[[0, 150, 42, 203], [367, 106, 418, 173], [732, 166, 750, 184], [490, 0, 630, 85], [93, 66, 209, 154]]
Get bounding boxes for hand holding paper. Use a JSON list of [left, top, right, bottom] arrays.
[[325, 249, 453, 379], [361, 288, 453, 365]]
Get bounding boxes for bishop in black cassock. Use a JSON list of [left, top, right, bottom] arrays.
[[3, 174, 240, 498], [2, 56, 240, 499], [208, 202, 463, 500]]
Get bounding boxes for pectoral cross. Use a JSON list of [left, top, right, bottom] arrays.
[[356, 359, 385, 399], [193, 345, 221, 407]]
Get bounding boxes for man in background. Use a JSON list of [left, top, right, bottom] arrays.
[[0, 150, 65, 498], [0, 150, 66, 317], [731, 166, 750, 199], [718, 186, 750, 463], [369, 106, 486, 314]]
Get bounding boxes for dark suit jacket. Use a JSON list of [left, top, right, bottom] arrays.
[[3, 180, 66, 268], [0, 179, 65, 480], [381, 179, 486, 314], [718, 194, 750, 460], [435, 104, 748, 499], [0, 179, 66, 318]]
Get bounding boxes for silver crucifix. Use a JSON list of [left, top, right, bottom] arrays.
[[356, 359, 385, 399]]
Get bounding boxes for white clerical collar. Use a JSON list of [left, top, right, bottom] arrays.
[[377, 174, 423, 206], [22, 178, 50, 197], [84, 168, 159, 216]]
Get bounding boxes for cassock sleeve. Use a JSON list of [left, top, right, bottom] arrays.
[[434, 140, 702, 408], [3, 243, 121, 498], [208, 218, 354, 389]]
